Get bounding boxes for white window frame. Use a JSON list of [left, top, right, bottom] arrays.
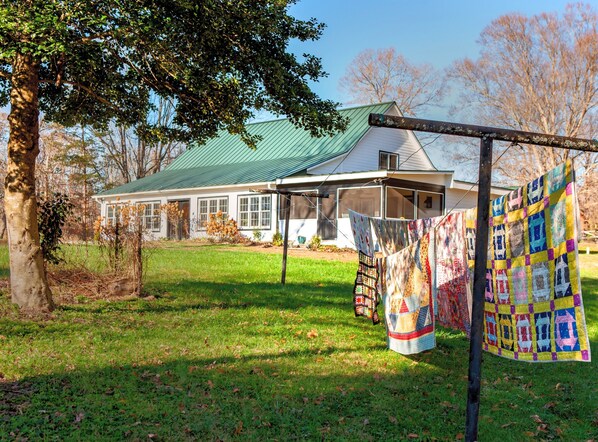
[[379, 151, 399, 171], [136, 201, 162, 232], [416, 190, 445, 219], [337, 185, 383, 219], [237, 194, 271, 230], [105, 203, 127, 226], [197, 196, 229, 230], [385, 186, 417, 220]]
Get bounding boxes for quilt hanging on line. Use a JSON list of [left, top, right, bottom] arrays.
[[383, 233, 435, 355], [353, 251, 381, 325], [435, 212, 472, 336], [370, 216, 440, 257], [370, 218, 410, 256], [349, 209, 375, 256], [466, 160, 590, 362]]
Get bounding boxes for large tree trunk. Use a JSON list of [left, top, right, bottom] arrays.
[[5, 53, 54, 312]]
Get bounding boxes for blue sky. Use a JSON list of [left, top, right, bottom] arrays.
[[288, 0, 578, 116], [284, 0, 581, 173]]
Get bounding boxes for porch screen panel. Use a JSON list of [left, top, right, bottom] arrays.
[[338, 187, 381, 218], [290, 195, 317, 219], [417, 191, 443, 219], [386, 187, 415, 219]]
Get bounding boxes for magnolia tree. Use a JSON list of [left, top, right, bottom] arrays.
[[0, 1, 346, 312]]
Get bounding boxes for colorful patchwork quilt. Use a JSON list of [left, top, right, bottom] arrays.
[[370, 217, 410, 256], [435, 212, 472, 336], [466, 160, 590, 362], [353, 251, 381, 325], [408, 218, 435, 244], [383, 234, 435, 355], [349, 209, 375, 255]]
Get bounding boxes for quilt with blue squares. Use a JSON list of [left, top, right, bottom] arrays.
[[466, 160, 590, 362]]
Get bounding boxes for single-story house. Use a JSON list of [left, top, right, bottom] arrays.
[[94, 102, 510, 247]]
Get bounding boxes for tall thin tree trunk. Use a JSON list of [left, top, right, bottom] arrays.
[[82, 126, 88, 242], [5, 53, 54, 312]]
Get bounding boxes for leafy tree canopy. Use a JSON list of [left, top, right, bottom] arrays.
[[0, 0, 347, 147]]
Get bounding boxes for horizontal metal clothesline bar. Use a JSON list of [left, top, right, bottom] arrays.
[[369, 114, 598, 152]]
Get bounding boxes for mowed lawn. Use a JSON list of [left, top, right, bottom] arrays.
[[0, 244, 596, 441]]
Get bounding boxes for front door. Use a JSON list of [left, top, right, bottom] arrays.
[[167, 200, 190, 240], [317, 192, 336, 240]]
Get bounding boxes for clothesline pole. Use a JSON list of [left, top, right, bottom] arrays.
[[465, 136, 493, 441], [281, 194, 292, 285], [251, 189, 329, 285]]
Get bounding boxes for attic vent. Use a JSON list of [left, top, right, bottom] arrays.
[[379, 151, 399, 171]]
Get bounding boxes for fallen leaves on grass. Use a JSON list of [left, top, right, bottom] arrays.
[[73, 412, 85, 423], [531, 414, 544, 424], [306, 329, 318, 339], [233, 420, 243, 435]]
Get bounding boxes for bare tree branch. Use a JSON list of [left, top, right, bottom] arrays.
[[339, 47, 446, 116]]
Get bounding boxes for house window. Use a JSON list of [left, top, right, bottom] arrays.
[[106, 203, 126, 226], [386, 187, 415, 219], [379, 151, 399, 171], [417, 191, 444, 218], [338, 187, 382, 218], [198, 197, 229, 229], [137, 201, 161, 232], [238, 195, 271, 229]]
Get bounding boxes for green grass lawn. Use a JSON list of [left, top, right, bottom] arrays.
[[0, 244, 596, 441]]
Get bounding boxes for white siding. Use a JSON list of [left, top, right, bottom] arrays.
[[444, 188, 479, 213], [444, 187, 511, 214], [100, 187, 280, 241], [308, 126, 435, 175]]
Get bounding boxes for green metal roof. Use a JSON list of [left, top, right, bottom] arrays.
[[98, 102, 393, 196]]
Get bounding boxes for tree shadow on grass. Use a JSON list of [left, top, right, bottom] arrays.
[[62, 280, 356, 315], [1, 341, 596, 442]]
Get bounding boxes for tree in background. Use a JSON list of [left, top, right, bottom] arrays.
[[0, 0, 346, 312], [58, 128, 104, 241], [449, 3, 597, 227], [94, 96, 185, 186], [339, 47, 445, 115]]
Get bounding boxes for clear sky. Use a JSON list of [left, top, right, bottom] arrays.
[[285, 0, 585, 173], [287, 0, 580, 115]]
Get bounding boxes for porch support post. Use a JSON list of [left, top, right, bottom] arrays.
[[465, 136, 493, 441], [281, 194, 291, 285]]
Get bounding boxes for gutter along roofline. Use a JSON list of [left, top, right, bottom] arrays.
[[91, 181, 276, 201]]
